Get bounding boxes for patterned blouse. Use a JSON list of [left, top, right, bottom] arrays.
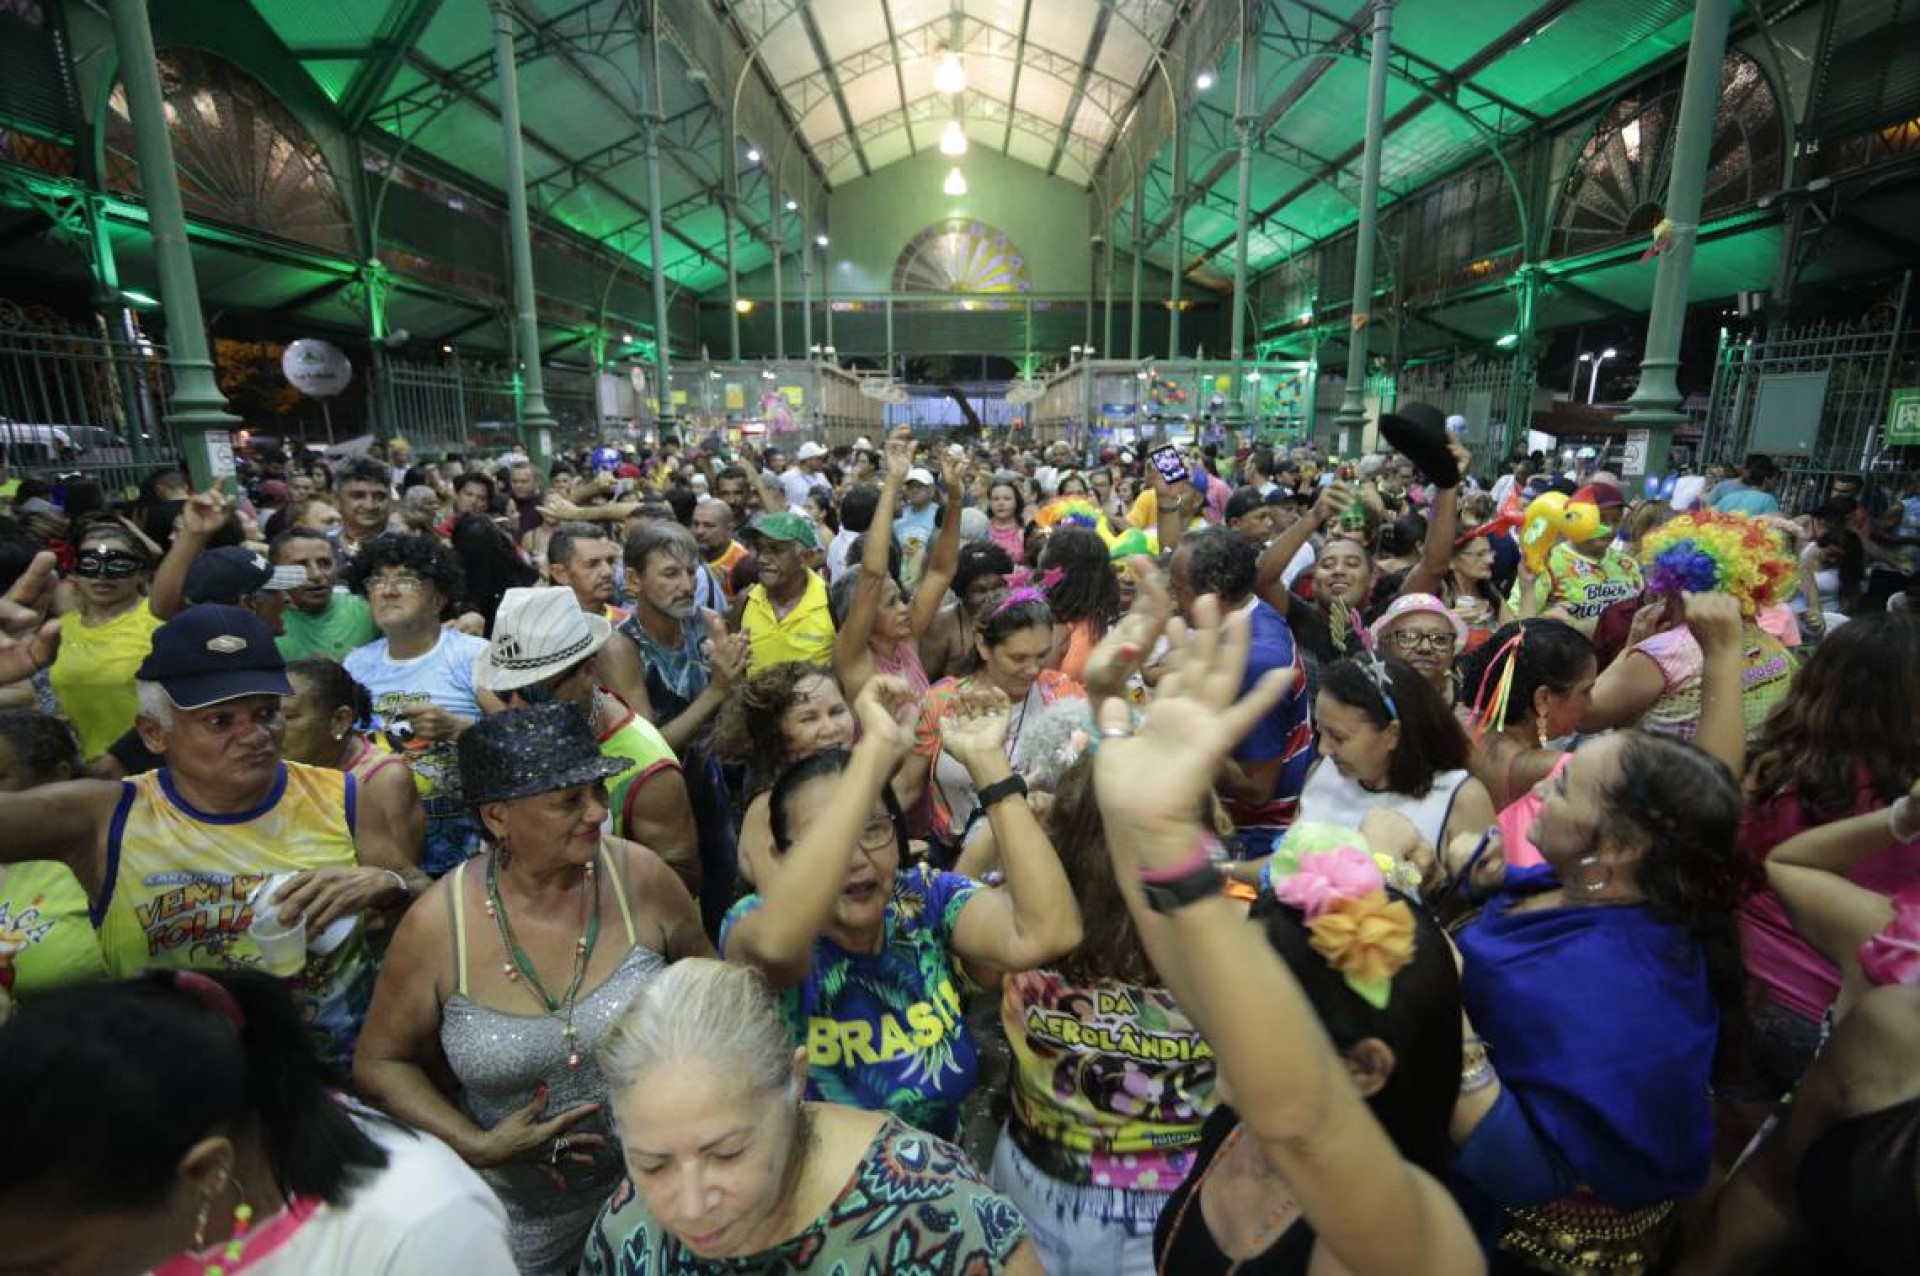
[[581, 1115, 1029, 1274]]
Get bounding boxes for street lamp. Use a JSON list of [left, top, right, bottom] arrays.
[[1573, 350, 1593, 396], [1586, 347, 1619, 405]]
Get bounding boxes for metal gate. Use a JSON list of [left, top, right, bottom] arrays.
[[384, 355, 520, 456], [1393, 354, 1533, 466], [1700, 276, 1913, 512], [0, 298, 178, 496]]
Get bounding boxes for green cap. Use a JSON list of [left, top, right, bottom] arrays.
[[743, 510, 820, 550]]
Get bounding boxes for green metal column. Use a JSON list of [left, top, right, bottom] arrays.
[[1228, 0, 1261, 417], [1335, 0, 1394, 440], [1168, 118, 1187, 359], [105, 0, 238, 489], [801, 222, 815, 356], [1101, 212, 1115, 356], [1504, 264, 1540, 463], [636, 0, 675, 441], [769, 182, 785, 361], [1129, 162, 1143, 360], [1620, 0, 1733, 471], [724, 195, 741, 360], [487, 0, 557, 470]]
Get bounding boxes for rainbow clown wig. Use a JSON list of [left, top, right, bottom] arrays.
[[1640, 509, 1796, 616]]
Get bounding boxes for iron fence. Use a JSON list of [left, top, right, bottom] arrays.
[[1700, 276, 1915, 513], [0, 298, 179, 497]]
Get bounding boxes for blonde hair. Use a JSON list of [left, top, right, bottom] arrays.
[[600, 959, 794, 1097]]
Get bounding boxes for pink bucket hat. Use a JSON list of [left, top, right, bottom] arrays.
[[1367, 593, 1468, 648]]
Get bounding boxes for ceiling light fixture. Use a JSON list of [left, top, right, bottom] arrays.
[[815, 232, 830, 247], [1195, 70, 1216, 90], [784, 197, 798, 212], [934, 48, 967, 95], [943, 166, 968, 196], [734, 298, 755, 314], [745, 146, 761, 163], [939, 119, 968, 156]]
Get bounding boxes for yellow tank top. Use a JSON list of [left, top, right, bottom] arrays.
[[47, 603, 162, 758], [0, 861, 108, 998], [97, 762, 359, 975]]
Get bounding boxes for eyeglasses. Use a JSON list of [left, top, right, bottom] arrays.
[[857, 815, 897, 851], [73, 548, 145, 579], [367, 573, 425, 594], [1388, 629, 1457, 654]]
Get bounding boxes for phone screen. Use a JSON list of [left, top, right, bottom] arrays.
[[1148, 445, 1187, 486]]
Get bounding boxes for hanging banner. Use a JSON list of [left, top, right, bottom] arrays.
[[724, 384, 745, 411]]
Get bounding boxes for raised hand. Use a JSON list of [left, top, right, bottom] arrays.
[[1081, 556, 1171, 702], [883, 426, 914, 484], [852, 673, 920, 759], [702, 611, 748, 690], [939, 685, 1013, 778], [0, 551, 61, 686], [176, 486, 232, 540], [1682, 590, 1744, 654], [1094, 597, 1294, 867]]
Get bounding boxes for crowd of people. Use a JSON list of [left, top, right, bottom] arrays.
[[0, 421, 1916, 1276]]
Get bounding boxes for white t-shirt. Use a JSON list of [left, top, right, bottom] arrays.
[[780, 467, 825, 510], [826, 526, 859, 582], [154, 1118, 515, 1276]]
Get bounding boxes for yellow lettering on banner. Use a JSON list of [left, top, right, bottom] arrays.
[[840, 1021, 879, 1065], [878, 1014, 914, 1060], [807, 1018, 841, 1067], [1097, 989, 1138, 1017], [908, 1001, 946, 1047]]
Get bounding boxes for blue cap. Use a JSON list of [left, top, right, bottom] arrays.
[[135, 604, 293, 710]]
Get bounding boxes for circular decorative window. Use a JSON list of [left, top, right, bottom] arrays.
[[892, 219, 1032, 294]]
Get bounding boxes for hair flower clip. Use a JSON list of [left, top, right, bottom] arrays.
[[1271, 846, 1384, 920], [1307, 892, 1419, 1009], [1859, 885, 1920, 988]]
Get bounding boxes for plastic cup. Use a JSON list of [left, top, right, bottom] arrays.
[[248, 912, 308, 978]]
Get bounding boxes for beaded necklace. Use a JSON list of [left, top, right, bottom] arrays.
[[484, 851, 601, 1069]]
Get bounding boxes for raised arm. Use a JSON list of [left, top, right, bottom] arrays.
[[833, 429, 910, 694], [910, 452, 967, 638], [1257, 483, 1351, 610], [1091, 598, 1483, 1276], [148, 488, 232, 620], [735, 447, 788, 514], [1683, 593, 1749, 776], [1766, 780, 1919, 1014], [722, 677, 919, 989], [941, 688, 1083, 973], [1394, 447, 1466, 600]]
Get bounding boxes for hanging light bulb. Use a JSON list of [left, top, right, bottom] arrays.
[[939, 119, 968, 157], [934, 49, 967, 95], [943, 166, 968, 197]]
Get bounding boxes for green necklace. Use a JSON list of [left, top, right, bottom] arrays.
[[484, 850, 601, 1069]]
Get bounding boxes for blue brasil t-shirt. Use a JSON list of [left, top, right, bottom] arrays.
[[720, 863, 981, 1139]]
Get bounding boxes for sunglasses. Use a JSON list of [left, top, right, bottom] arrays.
[[73, 548, 146, 579]]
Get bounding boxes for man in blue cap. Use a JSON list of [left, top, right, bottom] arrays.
[[0, 604, 423, 1069]]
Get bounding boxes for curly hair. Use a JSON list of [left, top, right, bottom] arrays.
[[1599, 732, 1747, 1016], [1747, 611, 1920, 823], [1038, 526, 1121, 629], [342, 532, 465, 615], [952, 541, 1014, 599], [710, 662, 842, 796], [1641, 509, 1796, 616]]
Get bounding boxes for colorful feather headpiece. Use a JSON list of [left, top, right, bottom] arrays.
[[1033, 496, 1118, 546], [1640, 509, 1795, 617]]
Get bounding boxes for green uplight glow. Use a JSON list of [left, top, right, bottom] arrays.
[[121, 289, 161, 308]]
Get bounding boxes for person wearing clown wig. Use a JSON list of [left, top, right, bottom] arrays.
[[1582, 509, 1801, 753]]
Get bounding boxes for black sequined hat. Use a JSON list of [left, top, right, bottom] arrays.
[[457, 702, 633, 807]]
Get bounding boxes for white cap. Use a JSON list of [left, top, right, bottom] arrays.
[[797, 440, 828, 461], [476, 587, 612, 693], [906, 466, 935, 486], [852, 436, 874, 450]]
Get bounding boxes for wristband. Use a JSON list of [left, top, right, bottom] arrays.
[[976, 773, 1029, 812], [377, 868, 411, 898], [1136, 833, 1222, 885], [1890, 796, 1919, 843]]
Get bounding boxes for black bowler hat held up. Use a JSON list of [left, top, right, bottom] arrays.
[[458, 702, 632, 808], [1377, 401, 1461, 488]]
